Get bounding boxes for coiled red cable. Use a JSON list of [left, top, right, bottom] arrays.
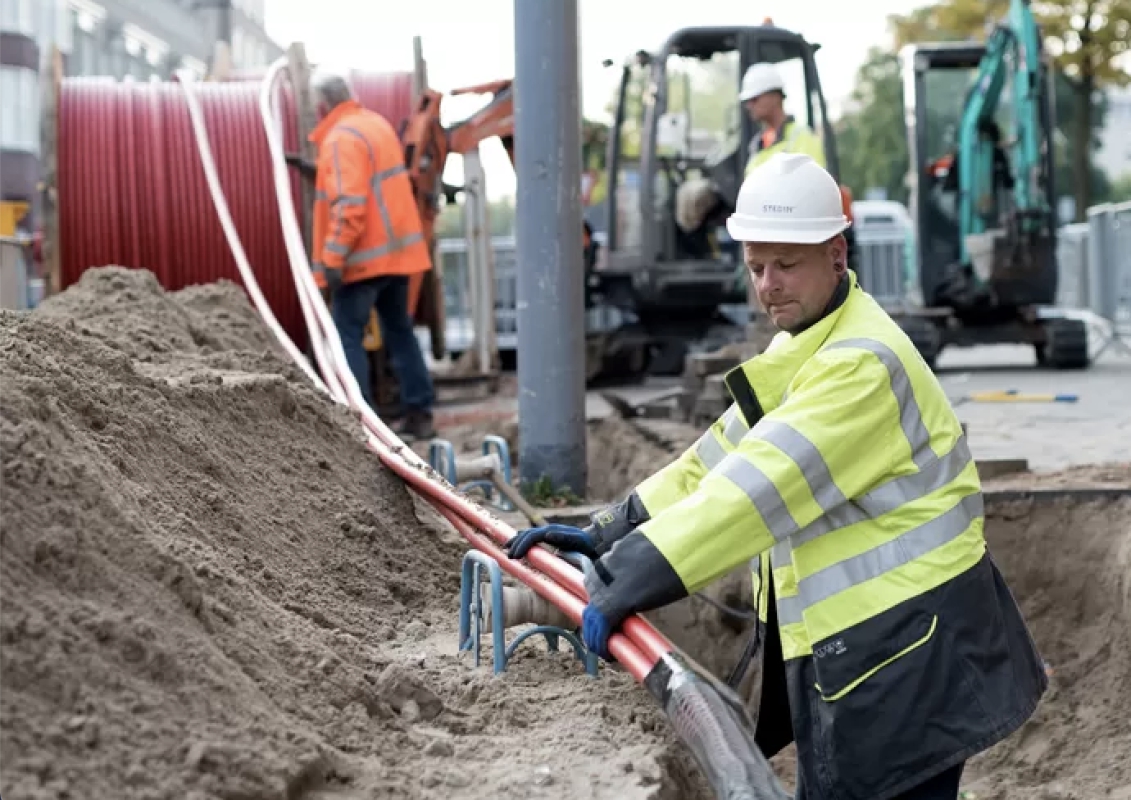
[[57, 71, 414, 347]]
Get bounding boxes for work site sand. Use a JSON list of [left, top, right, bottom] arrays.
[[2, 266, 1129, 799]]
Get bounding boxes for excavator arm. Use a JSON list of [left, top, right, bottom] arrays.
[[401, 79, 516, 248], [397, 78, 593, 330], [368, 80, 521, 357], [448, 79, 515, 163], [955, 0, 1051, 264]]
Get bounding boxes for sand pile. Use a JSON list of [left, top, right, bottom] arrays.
[[0, 267, 708, 800], [962, 492, 1131, 797]]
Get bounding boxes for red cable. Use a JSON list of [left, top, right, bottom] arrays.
[[416, 483, 656, 682], [57, 71, 415, 349], [383, 442, 676, 663]]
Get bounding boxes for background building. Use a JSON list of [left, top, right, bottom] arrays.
[[45, 0, 280, 80], [0, 0, 282, 226]]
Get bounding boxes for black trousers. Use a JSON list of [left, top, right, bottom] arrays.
[[758, 583, 966, 800]]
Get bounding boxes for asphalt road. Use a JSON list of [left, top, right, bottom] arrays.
[[436, 334, 1131, 475], [587, 335, 1131, 474], [935, 342, 1131, 471]]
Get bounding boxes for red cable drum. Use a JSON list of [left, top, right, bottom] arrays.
[[57, 70, 416, 347]]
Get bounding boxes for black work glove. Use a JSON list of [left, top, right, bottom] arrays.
[[321, 265, 343, 293], [505, 523, 599, 560], [284, 153, 317, 180]]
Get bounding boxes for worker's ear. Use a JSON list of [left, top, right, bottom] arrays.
[[829, 234, 848, 273]]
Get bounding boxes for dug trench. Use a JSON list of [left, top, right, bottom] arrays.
[[3, 267, 1129, 799]]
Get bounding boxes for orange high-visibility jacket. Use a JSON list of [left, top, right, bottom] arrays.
[[309, 100, 430, 288]]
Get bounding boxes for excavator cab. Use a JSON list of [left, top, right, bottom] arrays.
[[898, 20, 1086, 370], [595, 23, 839, 370], [901, 41, 1059, 315]]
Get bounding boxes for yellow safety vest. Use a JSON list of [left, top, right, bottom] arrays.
[[630, 270, 984, 664], [745, 119, 826, 176]]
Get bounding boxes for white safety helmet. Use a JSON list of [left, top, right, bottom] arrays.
[[726, 153, 851, 244], [739, 62, 785, 103]]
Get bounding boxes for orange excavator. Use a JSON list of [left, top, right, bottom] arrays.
[[367, 21, 860, 398], [366, 78, 596, 369]]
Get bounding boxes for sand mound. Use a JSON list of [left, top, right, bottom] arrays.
[[963, 493, 1131, 797], [0, 267, 707, 800]]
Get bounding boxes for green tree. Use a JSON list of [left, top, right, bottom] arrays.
[[835, 48, 909, 203], [1105, 172, 1131, 203], [889, 0, 1131, 219]]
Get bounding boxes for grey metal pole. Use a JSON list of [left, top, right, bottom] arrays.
[[513, 0, 588, 497]]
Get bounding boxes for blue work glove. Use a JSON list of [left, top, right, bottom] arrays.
[[581, 603, 613, 660], [505, 523, 598, 560]]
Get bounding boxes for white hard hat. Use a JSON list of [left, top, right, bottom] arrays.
[[726, 153, 850, 244], [739, 63, 785, 103]]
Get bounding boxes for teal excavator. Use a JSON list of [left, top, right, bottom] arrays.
[[897, 0, 1090, 369]]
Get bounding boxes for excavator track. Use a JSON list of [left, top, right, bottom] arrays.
[[1039, 317, 1090, 370]]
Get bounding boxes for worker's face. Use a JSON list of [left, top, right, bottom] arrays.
[[744, 236, 847, 333], [743, 92, 780, 125]]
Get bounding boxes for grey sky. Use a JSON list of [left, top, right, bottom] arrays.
[[264, 0, 928, 197]]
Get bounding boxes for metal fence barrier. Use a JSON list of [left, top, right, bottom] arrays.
[[437, 229, 916, 354], [1055, 201, 1131, 358], [437, 236, 516, 355], [854, 227, 914, 309], [0, 235, 43, 311]]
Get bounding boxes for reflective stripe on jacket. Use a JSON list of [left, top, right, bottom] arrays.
[[582, 271, 1046, 798], [309, 100, 430, 287]]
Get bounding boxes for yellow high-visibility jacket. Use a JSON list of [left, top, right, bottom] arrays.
[[745, 117, 826, 176], [583, 271, 1046, 799]]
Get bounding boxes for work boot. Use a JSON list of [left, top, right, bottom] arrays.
[[396, 409, 436, 442]]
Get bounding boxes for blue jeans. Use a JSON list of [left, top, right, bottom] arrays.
[[330, 275, 435, 413]]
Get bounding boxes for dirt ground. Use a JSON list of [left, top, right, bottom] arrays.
[[982, 461, 1131, 492], [964, 491, 1131, 798], [421, 415, 696, 505], [0, 267, 710, 800]]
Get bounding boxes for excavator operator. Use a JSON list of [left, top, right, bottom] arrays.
[[739, 63, 825, 174], [674, 62, 858, 272], [306, 69, 437, 441], [507, 155, 1046, 799]]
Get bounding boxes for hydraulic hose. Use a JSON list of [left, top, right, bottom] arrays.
[[176, 61, 789, 799]]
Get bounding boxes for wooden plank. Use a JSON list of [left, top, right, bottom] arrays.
[[976, 458, 1030, 481]]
